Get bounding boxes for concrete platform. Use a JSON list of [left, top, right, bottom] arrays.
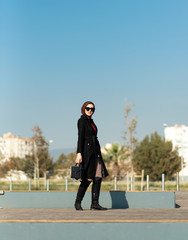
[[0, 191, 175, 208], [0, 192, 187, 240], [0, 222, 188, 240], [0, 207, 188, 223], [0, 191, 186, 222]]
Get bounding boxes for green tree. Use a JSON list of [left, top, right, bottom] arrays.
[[132, 132, 181, 181], [22, 155, 35, 179], [0, 157, 25, 178], [54, 153, 67, 169], [104, 143, 125, 165], [0, 150, 4, 161], [32, 126, 54, 178], [103, 143, 127, 179], [54, 152, 76, 177], [0, 127, 54, 179]]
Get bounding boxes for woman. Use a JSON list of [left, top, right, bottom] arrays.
[[75, 101, 108, 210]]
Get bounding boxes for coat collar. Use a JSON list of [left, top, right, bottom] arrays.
[[81, 114, 97, 135], [81, 114, 93, 122]]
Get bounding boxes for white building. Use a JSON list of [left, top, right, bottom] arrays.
[[164, 124, 188, 180], [0, 133, 33, 161]]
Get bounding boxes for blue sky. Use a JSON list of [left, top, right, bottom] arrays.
[[0, 0, 188, 150]]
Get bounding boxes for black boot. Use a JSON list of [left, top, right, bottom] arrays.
[[90, 177, 107, 210], [75, 179, 91, 210]]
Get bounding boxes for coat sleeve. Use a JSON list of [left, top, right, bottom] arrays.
[[77, 118, 85, 154]]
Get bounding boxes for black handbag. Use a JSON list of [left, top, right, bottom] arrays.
[[71, 164, 84, 180]]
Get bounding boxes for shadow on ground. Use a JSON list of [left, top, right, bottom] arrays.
[[109, 191, 129, 209]]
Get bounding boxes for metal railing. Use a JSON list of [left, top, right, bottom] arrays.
[[0, 172, 182, 192]]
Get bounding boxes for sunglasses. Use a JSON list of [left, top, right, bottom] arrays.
[[85, 107, 95, 112]]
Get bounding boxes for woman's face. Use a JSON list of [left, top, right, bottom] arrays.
[[85, 104, 95, 117]]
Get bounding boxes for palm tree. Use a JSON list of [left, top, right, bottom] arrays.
[[103, 143, 127, 179]]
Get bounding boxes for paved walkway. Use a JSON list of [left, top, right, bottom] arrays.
[[0, 191, 188, 223]]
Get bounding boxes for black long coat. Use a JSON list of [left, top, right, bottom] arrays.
[[77, 114, 108, 179]]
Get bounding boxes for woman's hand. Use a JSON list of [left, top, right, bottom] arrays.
[[75, 153, 82, 164]]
